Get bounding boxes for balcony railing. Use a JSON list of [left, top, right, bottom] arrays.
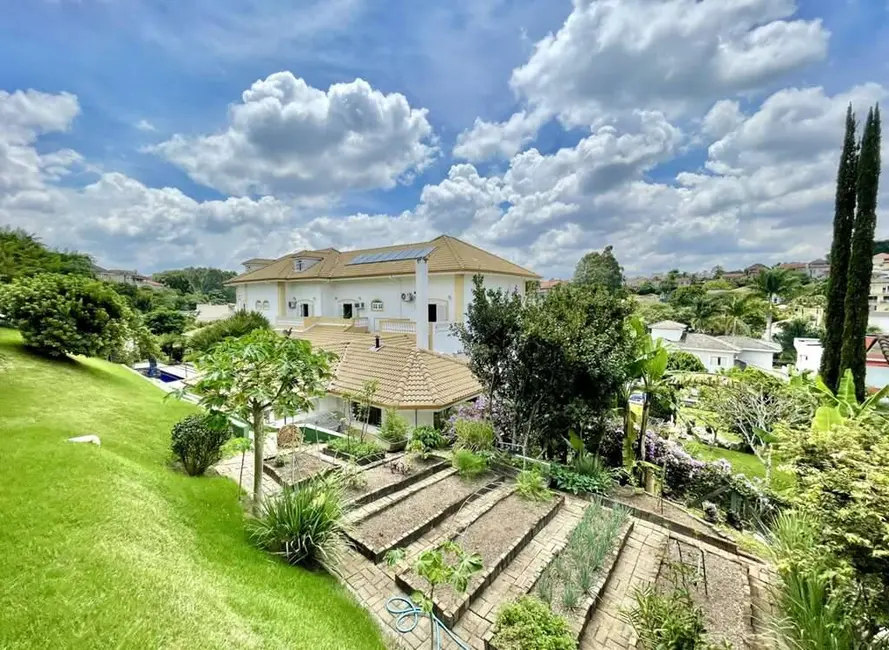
[[379, 319, 416, 334]]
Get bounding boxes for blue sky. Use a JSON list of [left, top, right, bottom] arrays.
[[1, 0, 888, 276]]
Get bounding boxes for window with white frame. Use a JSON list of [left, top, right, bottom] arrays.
[[370, 299, 384, 312], [262, 300, 270, 310], [255, 300, 262, 310], [709, 356, 724, 367]]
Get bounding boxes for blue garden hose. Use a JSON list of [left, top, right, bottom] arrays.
[[385, 596, 472, 650]]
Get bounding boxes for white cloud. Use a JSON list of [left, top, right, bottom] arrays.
[[152, 72, 438, 198], [135, 119, 156, 132], [452, 108, 549, 162], [510, 0, 828, 126]]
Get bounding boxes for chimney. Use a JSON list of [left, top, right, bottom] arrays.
[[415, 258, 429, 350]]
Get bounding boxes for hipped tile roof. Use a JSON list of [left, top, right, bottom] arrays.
[[228, 235, 539, 284]]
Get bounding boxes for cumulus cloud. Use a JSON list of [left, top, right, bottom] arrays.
[[452, 108, 549, 162], [510, 0, 828, 127], [152, 72, 438, 197], [0, 88, 305, 271]]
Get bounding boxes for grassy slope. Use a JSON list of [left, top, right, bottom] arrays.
[[681, 439, 793, 491], [0, 330, 386, 650]]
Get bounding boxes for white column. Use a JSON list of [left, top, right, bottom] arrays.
[[415, 259, 429, 350]]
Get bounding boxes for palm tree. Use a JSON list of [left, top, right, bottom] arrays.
[[684, 294, 719, 332], [752, 269, 801, 339], [720, 293, 763, 335]]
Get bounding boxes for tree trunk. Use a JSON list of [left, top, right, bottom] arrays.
[[765, 299, 774, 340], [252, 406, 265, 514], [238, 450, 246, 491]]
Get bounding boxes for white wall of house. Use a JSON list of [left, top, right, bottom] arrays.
[[238, 283, 278, 317], [673, 347, 735, 373], [651, 326, 685, 342], [737, 350, 775, 371], [238, 271, 528, 333], [793, 338, 823, 373]]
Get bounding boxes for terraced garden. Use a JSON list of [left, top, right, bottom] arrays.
[[331, 455, 772, 650]]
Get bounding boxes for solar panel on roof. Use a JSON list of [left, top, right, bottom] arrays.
[[347, 246, 436, 265]]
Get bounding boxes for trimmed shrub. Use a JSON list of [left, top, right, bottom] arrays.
[[247, 474, 349, 568], [187, 309, 270, 353], [411, 425, 446, 450], [158, 333, 186, 363], [170, 414, 231, 476], [144, 308, 189, 335], [492, 596, 576, 650]]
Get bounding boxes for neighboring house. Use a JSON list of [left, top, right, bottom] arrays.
[[649, 321, 780, 373], [285, 327, 482, 430], [94, 265, 164, 289], [745, 263, 769, 276], [873, 253, 889, 272], [778, 262, 807, 273], [806, 258, 830, 279], [537, 279, 566, 294], [227, 235, 540, 355], [794, 336, 889, 390], [870, 272, 889, 312], [195, 303, 235, 323]]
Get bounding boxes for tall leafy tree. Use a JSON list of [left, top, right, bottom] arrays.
[[719, 293, 763, 335], [841, 105, 882, 401], [154, 267, 238, 303], [0, 227, 94, 281], [0, 273, 130, 358], [192, 329, 335, 510], [821, 106, 860, 391], [453, 274, 523, 416], [752, 268, 801, 340], [573, 245, 624, 292]]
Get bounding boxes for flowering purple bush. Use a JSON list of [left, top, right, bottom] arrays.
[[445, 396, 509, 439], [643, 430, 781, 527]]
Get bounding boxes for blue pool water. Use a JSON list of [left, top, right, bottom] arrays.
[[140, 369, 184, 383]]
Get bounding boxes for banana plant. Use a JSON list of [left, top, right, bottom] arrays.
[[622, 317, 671, 469], [811, 369, 889, 432]]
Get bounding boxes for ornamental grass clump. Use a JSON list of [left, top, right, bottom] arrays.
[[515, 469, 551, 502], [247, 473, 350, 569], [452, 448, 489, 477]]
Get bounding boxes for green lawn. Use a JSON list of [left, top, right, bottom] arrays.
[[681, 439, 793, 491], [0, 329, 386, 650]]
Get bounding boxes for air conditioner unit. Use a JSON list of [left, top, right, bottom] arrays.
[[401, 292, 416, 302], [287, 300, 297, 309], [356, 302, 366, 310]]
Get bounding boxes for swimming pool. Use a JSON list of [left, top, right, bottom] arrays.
[[140, 368, 184, 383]]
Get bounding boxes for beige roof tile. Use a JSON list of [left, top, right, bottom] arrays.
[[288, 325, 482, 409], [228, 235, 539, 284]]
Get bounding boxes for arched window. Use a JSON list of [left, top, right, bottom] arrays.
[[255, 300, 262, 310], [262, 300, 270, 310]]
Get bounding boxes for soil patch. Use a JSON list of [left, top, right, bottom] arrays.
[[657, 538, 753, 649], [612, 492, 726, 543], [344, 457, 444, 505], [264, 452, 336, 487], [353, 473, 492, 554], [419, 493, 557, 619]]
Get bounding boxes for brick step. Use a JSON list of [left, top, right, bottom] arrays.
[[346, 457, 449, 507], [397, 489, 565, 628], [347, 471, 503, 562]]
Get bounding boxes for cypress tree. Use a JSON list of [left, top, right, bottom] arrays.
[[820, 105, 859, 391], [840, 105, 881, 401]]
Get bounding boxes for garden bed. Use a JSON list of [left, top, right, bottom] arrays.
[[526, 509, 633, 642], [348, 472, 498, 562], [610, 491, 736, 553], [320, 445, 386, 466], [344, 457, 447, 506], [263, 452, 338, 487], [656, 538, 754, 650], [398, 491, 563, 627]]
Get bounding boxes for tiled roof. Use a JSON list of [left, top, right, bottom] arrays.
[[717, 336, 781, 352], [670, 333, 740, 353], [538, 279, 566, 290], [240, 257, 276, 265], [228, 235, 539, 284], [289, 326, 482, 409], [649, 320, 688, 330]]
